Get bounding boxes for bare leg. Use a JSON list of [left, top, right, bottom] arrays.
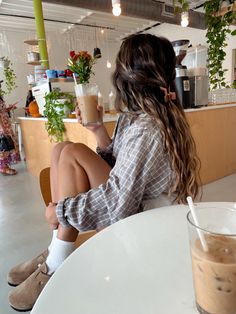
[[51, 143, 112, 241], [8, 142, 112, 311], [50, 141, 71, 202]]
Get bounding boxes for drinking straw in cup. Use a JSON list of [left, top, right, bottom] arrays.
[[186, 196, 208, 252]]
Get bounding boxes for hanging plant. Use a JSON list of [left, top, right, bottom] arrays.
[[172, 0, 189, 13], [204, 1, 236, 90], [0, 56, 17, 97], [43, 90, 75, 142]]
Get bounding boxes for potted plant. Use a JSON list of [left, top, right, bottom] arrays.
[[172, 0, 189, 13], [0, 56, 17, 97], [204, 0, 236, 90], [43, 90, 75, 142]]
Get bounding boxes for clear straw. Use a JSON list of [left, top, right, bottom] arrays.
[[187, 196, 208, 252], [72, 73, 77, 85]]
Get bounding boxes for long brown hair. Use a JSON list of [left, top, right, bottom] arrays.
[[112, 33, 200, 203]]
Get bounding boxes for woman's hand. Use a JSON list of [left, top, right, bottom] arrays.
[[75, 104, 104, 133], [75, 103, 112, 150], [45, 202, 59, 230], [7, 102, 18, 112]]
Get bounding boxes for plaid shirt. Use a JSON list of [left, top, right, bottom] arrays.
[[56, 112, 173, 231]]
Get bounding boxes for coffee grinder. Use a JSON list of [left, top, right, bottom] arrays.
[[171, 39, 191, 109]]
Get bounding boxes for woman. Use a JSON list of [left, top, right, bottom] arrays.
[[8, 34, 200, 311], [0, 90, 21, 175]]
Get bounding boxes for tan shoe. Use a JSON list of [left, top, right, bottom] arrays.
[[9, 262, 51, 312], [8, 250, 48, 286]]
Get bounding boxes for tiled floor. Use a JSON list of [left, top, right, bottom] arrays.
[[0, 161, 235, 313]]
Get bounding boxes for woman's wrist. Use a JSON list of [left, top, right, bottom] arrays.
[[95, 125, 112, 150]]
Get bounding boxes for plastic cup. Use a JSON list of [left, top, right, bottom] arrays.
[[74, 83, 102, 126], [187, 204, 236, 314]]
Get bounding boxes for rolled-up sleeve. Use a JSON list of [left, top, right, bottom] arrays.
[[96, 142, 116, 168], [96, 116, 120, 167], [56, 127, 168, 232]]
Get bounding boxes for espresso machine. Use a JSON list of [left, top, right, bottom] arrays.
[[172, 40, 209, 108], [183, 45, 209, 108], [172, 39, 191, 109]]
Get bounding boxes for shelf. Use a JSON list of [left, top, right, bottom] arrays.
[[29, 77, 75, 87], [27, 61, 41, 66], [24, 39, 38, 46], [48, 77, 74, 83]]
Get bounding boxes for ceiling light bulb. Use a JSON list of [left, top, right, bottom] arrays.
[[181, 11, 189, 27], [112, 3, 121, 16], [107, 60, 112, 68], [101, 28, 104, 34]]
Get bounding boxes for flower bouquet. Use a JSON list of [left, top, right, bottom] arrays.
[[67, 50, 102, 126], [67, 50, 97, 84]]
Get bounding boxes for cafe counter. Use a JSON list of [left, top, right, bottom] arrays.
[[19, 104, 236, 185]]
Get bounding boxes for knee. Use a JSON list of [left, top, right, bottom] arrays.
[[51, 141, 72, 163], [59, 143, 88, 164]]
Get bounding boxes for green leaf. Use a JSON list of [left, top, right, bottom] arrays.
[[231, 29, 236, 36]]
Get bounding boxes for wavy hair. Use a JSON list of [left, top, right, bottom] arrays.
[[112, 33, 201, 203]]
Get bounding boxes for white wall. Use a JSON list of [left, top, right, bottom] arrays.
[[0, 30, 32, 116], [0, 22, 235, 117]]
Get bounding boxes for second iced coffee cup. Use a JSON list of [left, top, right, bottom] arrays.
[[187, 204, 236, 314], [75, 83, 102, 126]]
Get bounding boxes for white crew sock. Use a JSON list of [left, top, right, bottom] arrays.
[[48, 229, 58, 252], [46, 237, 75, 275]]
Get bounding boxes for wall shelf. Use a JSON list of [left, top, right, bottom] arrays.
[[24, 39, 39, 46], [27, 61, 41, 66], [48, 77, 74, 83]]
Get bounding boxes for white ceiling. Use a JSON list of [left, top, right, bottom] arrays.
[[0, 0, 157, 41]]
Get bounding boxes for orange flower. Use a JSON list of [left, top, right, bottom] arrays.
[[67, 50, 98, 84]]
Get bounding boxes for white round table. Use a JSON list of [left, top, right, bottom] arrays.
[[31, 202, 235, 314]]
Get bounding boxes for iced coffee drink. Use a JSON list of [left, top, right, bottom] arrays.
[[77, 94, 101, 126], [74, 83, 102, 126], [187, 205, 236, 314], [192, 235, 236, 314]]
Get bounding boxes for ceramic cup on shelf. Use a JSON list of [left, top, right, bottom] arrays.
[[65, 69, 73, 77], [56, 70, 66, 78], [27, 52, 40, 63], [45, 69, 57, 79]]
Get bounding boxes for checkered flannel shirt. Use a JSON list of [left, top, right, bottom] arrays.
[[56, 112, 173, 231]]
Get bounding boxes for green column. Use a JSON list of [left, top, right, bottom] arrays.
[[33, 0, 49, 69]]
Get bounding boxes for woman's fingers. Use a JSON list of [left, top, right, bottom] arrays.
[[97, 105, 103, 112], [75, 106, 82, 123]]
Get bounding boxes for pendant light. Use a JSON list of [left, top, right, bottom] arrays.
[[181, 11, 189, 27], [112, 0, 121, 16]]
